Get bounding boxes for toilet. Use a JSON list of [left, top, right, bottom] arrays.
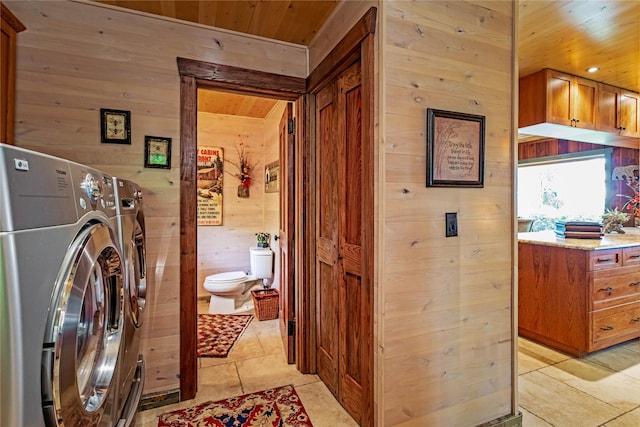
[[203, 247, 273, 314]]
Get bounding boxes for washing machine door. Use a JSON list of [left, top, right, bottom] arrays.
[[41, 222, 124, 426]]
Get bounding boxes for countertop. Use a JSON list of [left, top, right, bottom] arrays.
[[518, 227, 640, 250]]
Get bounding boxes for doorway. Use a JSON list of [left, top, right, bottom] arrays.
[[177, 58, 305, 401]]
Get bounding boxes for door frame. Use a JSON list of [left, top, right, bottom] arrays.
[[177, 57, 305, 400]]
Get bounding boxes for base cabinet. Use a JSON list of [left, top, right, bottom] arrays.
[[519, 242, 640, 356]]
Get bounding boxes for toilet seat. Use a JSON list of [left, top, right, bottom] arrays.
[[206, 271, 247, 282]]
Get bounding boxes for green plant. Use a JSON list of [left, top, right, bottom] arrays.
[[256, 232, 270, 246], [602, 208, 629, 234]]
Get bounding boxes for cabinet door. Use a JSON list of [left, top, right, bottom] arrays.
[[597, 83, 620, 133], [573, 77, 597, 129], [619, 90, 640, 137], [546, 70, 574, 126], [545, 70, 597, 129]]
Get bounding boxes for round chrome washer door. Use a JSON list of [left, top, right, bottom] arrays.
[[42, 222, 123, 426]]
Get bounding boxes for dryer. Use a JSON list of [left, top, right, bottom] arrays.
[[112, 177, 147, 425], [0, 145, 123, 426]]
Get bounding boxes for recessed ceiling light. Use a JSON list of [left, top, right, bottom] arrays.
[[586, 67, 600, 73]]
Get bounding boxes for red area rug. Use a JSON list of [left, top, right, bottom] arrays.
[[157, 384, 313, 427], [197, 314, 253, 358]]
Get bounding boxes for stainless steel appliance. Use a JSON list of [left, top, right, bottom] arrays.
[[112, 177, 147, 426], [0, 145, 139, 426]]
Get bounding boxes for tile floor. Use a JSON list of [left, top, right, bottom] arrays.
[[518, 336, 640, 427], [134, 303, 640, 426], [133, 302, 358, 427]]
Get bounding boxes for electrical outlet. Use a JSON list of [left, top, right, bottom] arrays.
[[446, 212, 458, 237]]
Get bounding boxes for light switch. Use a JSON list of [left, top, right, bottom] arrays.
[[446, 212, 458, 237]]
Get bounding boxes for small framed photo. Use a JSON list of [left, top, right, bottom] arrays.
[[100, 108, 131, 144], [426, 108, 485, 188], [144, 136, 172, 169]]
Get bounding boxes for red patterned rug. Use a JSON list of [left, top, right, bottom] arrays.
[[197, 314, 253, 358], [157, 384, 313, 427]]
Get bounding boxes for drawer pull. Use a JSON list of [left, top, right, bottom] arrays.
[[599, 326, 614, 331], [596, 258, 614, 263], [630, 282, 640, 287], [598, 287, 614, 293], [632, 318, 640, 323], [628, 254, 640, 259]]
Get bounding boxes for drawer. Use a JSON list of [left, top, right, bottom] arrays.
[[623, 246, 640, 266], [589, 249, 622, 271], [591, 268, 640, 309], [592, 302, 640, 343]]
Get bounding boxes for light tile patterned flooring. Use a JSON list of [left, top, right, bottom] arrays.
[[134, 302, 640, 426], [133, 301, 358, 427]]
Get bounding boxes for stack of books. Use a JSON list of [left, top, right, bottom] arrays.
[[555, 221, 604, 239]]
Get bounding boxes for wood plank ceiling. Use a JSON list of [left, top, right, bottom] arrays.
[[94, 0, 639, 117]]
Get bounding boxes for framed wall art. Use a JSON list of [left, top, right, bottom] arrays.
[[426, 108, 485, 188], [144, 135, 172, 169], [100, 108, 131, 144], [264, 160, 279, 193]]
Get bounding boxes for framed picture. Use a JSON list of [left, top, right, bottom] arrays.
[[265, 160, 279, 193], [426, 108, 485, 188], [144, 136, 172, 169], [100, 108, 131, 144]]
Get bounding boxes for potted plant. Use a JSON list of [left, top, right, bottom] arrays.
[[256, 232, 270, 248]]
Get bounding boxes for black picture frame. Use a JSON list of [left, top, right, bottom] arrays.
[[426, 108, 485, 188], [144, 135, 172, 169], [100, 108, 131, 144]]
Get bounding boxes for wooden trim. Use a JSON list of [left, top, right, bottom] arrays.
[[177, 57, 305, 99], [306, 7, 377, 93], [1, 4, 27, 33], [296, 93, 317, 374], [177, 60, 306, 401], [359, 32, 375, 427], [179, 75, 198, 401]]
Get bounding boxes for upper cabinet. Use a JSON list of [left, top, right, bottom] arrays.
[[519, 69, 640, 148], [1, 4, 26, 146], [598, 84, 640, 138]]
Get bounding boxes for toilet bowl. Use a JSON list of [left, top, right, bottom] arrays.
[[203, 247, 273, 314]]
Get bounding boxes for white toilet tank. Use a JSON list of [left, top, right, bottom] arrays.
[[249, 247, 273, 279]]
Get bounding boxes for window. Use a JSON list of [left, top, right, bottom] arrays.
[[517, 150, 611, 231]]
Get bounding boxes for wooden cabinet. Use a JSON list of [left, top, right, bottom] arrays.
[[520, 69, 597, 130], [1, 4, 25, 145], [519, 242, 640, 356], [597, 83, 640, 138], [519, 68, 640, 148]]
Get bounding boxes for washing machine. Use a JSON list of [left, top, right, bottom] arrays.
[[0, 145, 124, 426], [112, 177, 147, 425]]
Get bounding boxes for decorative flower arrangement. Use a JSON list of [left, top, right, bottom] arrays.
[[618, 181, 640, 217], [602, 208, 629, 234], [227, 142, 258, 189], [256, 232, 270, 248]]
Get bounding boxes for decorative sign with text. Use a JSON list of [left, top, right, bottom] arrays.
[[197, 146, 224, 225], [426, 108, 485, 188]]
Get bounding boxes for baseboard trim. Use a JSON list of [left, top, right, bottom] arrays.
[[138, 389, 181, 412], [477, 412, 522, 427]]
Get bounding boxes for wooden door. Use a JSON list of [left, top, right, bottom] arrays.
[[315, 59, 367, 424], [279, 102, 296, 364], [596, 83, 620, 133], [316, 82, 340, 395], [336, 60, 365, 423], [573, 77, 597, 129]]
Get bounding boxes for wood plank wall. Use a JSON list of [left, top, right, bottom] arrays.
[[380, 1, 515, 425], [196, 108, 282, 296], [6, 0, 305, 394]]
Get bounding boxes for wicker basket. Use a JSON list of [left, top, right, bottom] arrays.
[[251, 288, 279, 321]]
